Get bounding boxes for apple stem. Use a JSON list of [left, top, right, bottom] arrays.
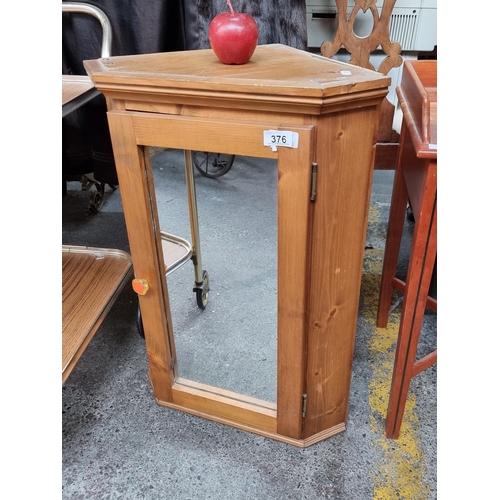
[[226, 0, 235, 15]]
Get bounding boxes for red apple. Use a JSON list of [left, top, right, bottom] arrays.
[[208, 3, 259, 65]]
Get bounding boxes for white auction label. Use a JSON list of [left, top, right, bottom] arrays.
[[263, 130, 299, 151]]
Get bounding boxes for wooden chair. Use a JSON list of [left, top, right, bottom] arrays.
[[320, 0, 403, 170]]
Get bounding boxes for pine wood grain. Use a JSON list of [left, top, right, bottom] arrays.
[[172, 380, 277, 433], [302, 105, 380, 438], [84, 44, 389, 116], [106, 114, 178, 401], [276, 125, 314, 440]]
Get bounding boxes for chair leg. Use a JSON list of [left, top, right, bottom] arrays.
[[385, 197, 437, 439], [377, 159, 408, 328]]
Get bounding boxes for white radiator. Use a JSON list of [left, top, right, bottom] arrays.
[[306, 0, 437, 51]]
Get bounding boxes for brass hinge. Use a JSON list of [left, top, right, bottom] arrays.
[[302, 393, 308, 417], [310, 162, 318, 201]]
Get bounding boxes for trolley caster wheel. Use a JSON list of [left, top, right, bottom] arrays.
[[192, 151, 235, 178], [136, 301, 145, 339], [195, 270, 210, 310], [86, 184, 105, 215], [89, 190, 104, 213]]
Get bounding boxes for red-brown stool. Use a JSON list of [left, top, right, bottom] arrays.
[[376, 60, 437, 439]]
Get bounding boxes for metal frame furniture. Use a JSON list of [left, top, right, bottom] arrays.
[[62, 3, 133, 384]]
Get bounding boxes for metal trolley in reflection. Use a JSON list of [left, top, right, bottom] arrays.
[[136, 150, 210, 337]]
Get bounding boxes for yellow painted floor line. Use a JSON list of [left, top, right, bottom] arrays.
[[363, 205, 430, 500]]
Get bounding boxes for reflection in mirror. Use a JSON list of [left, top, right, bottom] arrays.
[[150, 148, 277, 404]]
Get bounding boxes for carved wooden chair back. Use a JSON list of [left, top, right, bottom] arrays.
[[320, 0, 403, 168]]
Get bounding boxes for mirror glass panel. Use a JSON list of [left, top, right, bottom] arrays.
[[151, 148, 277, 403]]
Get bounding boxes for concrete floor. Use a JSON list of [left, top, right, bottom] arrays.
[[62, 150, 437, 499]]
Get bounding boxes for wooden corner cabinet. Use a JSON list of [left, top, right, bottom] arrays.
[[84, 44, 390, 447]]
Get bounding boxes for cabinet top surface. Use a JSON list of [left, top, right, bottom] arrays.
[[84, 44, 389, 100]]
